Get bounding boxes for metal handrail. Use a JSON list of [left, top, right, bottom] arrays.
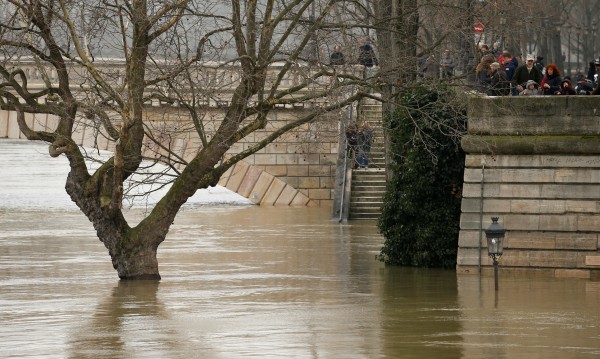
[[337, 97, 356, 222]]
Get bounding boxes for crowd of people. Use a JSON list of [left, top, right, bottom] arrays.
[[475, 44, 599, 96], [327, 38, 599, 96], [345, 122, 374, 169]]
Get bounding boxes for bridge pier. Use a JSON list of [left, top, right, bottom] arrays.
[[458, 96, 600, 278]]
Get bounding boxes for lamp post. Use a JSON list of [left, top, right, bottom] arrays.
[[554, 22, 562, 71], [543, 18, 549, 58], [576, 26, 582, 73], [566, 25, 572, 76], [485, 217, 505, 291], [593, 21, 598, 59], [499, 12, 506, 50]]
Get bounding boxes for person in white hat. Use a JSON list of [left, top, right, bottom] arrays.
[[512, 54, 543, 94]]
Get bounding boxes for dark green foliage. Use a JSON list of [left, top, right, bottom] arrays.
[[377, 85, 467, 268]]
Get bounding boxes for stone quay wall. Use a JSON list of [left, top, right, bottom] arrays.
[[458, 96, 600, 279]]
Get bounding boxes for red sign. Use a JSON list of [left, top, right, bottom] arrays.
[[474, 23, 485, 33]]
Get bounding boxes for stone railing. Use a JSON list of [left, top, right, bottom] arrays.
[[2, 58, 362, 107]]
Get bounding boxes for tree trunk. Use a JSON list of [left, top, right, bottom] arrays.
[[96, 220, 163, 280], [373, 0, 419, 181], [111, 241, 161, 280], [66, 169, 166, 280]]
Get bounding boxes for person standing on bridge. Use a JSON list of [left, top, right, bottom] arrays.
[[330, 45, 345, 65], [357, 37, 378, 80], [540, 64, 562, 95], [513, 54, 543, 95]]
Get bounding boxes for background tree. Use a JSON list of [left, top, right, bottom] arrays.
[[0, 0, 368, 280]]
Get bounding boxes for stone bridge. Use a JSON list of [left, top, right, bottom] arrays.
[[0, 59, 364, 207], [0, 104, 349, 207]]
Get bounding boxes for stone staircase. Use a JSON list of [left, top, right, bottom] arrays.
[[348, 100, 387, 220]]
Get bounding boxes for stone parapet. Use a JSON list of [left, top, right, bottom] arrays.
[[458, 96, 600, 278]]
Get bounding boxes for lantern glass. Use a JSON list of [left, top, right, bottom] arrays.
[[485, 217, 505, 257], [487, 236, 503, 256]]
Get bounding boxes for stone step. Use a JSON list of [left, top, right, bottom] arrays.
[[349, 214, 380, 220], [350, 203, 383, 208], [350, 206, 383, 213], [352, 192, 385, 199], [349, 207, 382, 219], [351, 180, 385, 186], [352, 180, 386, 187], [352, 183, 386, 188], [352, 181, 386, 187], [352, 167, 386, 174], [352, 174, 386, 181], [351, 197, 385, 204]]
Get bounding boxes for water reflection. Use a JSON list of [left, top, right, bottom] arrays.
[[68, 281, 169, 359], [380, 267, 463, 359]]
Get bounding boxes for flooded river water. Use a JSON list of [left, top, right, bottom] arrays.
[[0, 140, 599, 358]]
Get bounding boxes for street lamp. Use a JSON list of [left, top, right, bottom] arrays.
[[499, 12, 506, 50], [565, 25, 572, 75], [576, 26, 582, 73], [593, 22, 598, 59], [554, 22, 562, 71], [543, 18, 549, 57], [485, 217, 505, 291]]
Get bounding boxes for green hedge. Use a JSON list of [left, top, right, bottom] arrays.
[[377, 85, 467, 268]]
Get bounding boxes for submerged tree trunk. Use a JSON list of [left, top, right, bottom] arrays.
[[109, 235, 161, 280]]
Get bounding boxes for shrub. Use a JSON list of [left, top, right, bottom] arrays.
[[377, 85, 467, 268]]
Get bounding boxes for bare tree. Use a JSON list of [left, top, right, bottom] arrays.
[[0, 0, 367, 279]]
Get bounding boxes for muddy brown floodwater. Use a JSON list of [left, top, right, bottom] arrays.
[[1, 206, 599, 359], [1, 138, 599, 358]]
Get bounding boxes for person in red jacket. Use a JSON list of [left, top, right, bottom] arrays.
[[540, 64, 562, 95]]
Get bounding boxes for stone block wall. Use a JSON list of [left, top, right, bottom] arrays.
[[458, 96, 600, 278]]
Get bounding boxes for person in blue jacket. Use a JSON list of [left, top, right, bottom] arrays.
[[501, 51, 519, 81]]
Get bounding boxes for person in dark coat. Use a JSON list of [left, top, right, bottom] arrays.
[[558, 79, 576, 95], [357, 37, 378, 68], [501, 51, 519, 81], [586, 61, 596, 82], [488, 62, 510, 96], [345, 124, 359, 168], [330, 45, 345, 65], [513, 54, 543, 94], [575, 78, 594, 94], [475, 54, 495, 94], [356, 123, 373, 168], [540, 64, 562, 95]]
